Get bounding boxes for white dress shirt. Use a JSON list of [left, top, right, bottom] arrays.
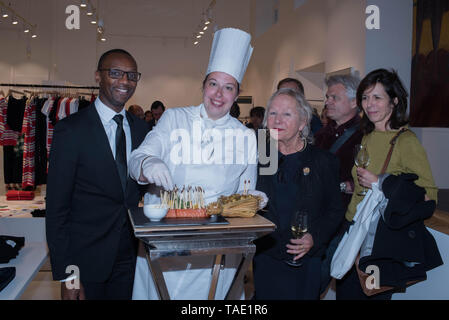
[[95, 98, 132, 164]]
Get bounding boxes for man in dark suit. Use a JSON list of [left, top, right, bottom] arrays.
[[46, 49, 149, 300], [147, 100, 165, 131]]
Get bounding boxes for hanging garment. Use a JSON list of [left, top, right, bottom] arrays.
[[3, 96, 27, 186], [0, 98, 19, 146], [21, 98, 36, 189], [34, 97, 48, 186], [41, 98, 55, 166], [6, 96, 26, 132]]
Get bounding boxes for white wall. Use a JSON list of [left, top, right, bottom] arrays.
[[325, 0, 366, 76], [245, 0, 366, 107], [0, 0, 251, 110], [411, 128, 449, 189], [365, 0, 413, 89], [364, 0, 449, 189]]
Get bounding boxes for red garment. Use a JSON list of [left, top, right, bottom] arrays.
[[22, 98, 36, 189], [6, 190, 35, 200], [65, 98, 72, 119], [54, 97, 65, 122]]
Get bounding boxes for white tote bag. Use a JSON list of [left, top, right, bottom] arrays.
[[330, 183, 384, 279]]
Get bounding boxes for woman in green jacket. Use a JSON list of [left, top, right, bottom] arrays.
[[336, 68, 437, 300]]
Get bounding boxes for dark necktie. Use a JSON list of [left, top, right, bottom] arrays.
[[112, 114, 127, 192]]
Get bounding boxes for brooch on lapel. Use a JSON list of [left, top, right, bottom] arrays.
[[302, 167, 310, 176]]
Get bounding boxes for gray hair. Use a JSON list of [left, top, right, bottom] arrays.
[[263, 88, 314, 144], [325, 74, 360, 101]]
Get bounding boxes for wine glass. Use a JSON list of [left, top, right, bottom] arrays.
[[354, 144, 370, 196], [285, 211, 308, 267]]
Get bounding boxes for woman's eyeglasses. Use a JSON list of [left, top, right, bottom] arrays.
[[98, 68, 142, 82]]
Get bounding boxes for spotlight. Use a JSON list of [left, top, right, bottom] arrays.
[[203, 26, 208, 31], [12, 16, 18, 25], [80, 1, 87, 8], [194, 41, 199, 45], [2, 10, 8, 18], [87, 4, 94, 16]]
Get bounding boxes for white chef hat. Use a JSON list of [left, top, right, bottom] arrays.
[[206, 28, 253, 84]]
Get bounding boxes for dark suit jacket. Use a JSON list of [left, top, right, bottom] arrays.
[[314, 115, 363, 208], [255, 144, 345, 261], [46, 104, 149, 282], [148, 119, 156, 131]]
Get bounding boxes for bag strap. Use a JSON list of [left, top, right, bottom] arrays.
[[329, 124, 359, 154], [380, 128, 408, 174]]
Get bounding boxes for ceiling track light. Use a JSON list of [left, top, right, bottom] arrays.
[[81, 1, 108, 43], [192, 0, 216, 47], [86, 2, 94, 16], [0, 1, 38, 39]]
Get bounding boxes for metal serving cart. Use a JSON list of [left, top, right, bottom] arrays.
[[128, 207, 276, 300]]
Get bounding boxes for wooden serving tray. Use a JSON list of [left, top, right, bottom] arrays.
[[130, 207, 229, 228]]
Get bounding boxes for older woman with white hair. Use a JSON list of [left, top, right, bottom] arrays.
[[254, 88, 345, 300]]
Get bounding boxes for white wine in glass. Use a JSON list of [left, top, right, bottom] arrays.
[[285, 211, 308, 267], [354, 144, 370, 196]]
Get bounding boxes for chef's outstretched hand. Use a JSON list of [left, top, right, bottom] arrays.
[[141, 157, 174, 190]]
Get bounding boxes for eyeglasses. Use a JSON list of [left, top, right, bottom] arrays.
[[98, 68, 142, 82]]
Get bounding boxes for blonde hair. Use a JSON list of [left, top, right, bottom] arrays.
[[263, 88, 314, 144]]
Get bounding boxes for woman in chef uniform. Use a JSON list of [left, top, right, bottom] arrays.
[[129, 28, 264, 300]]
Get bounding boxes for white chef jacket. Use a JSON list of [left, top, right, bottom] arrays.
[[129, 104, 258, 300]]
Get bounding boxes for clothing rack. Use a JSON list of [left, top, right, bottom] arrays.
[[0, 83, 99, 90]]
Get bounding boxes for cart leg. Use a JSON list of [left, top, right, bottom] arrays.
[[144, 246, 171, 300], [225, 248, 255, 300], [208, 254, 223, 300]]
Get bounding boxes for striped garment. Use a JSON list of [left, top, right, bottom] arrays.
[[22, 98, 36, 189], [41, 97, 55, 171]]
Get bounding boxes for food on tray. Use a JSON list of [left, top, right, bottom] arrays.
[[160, 186, 207, 218], [158, 181, 261, 219], [166, 208, 208, 218], [207, 193, 261, 218], [205, 180, 262, 218]]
